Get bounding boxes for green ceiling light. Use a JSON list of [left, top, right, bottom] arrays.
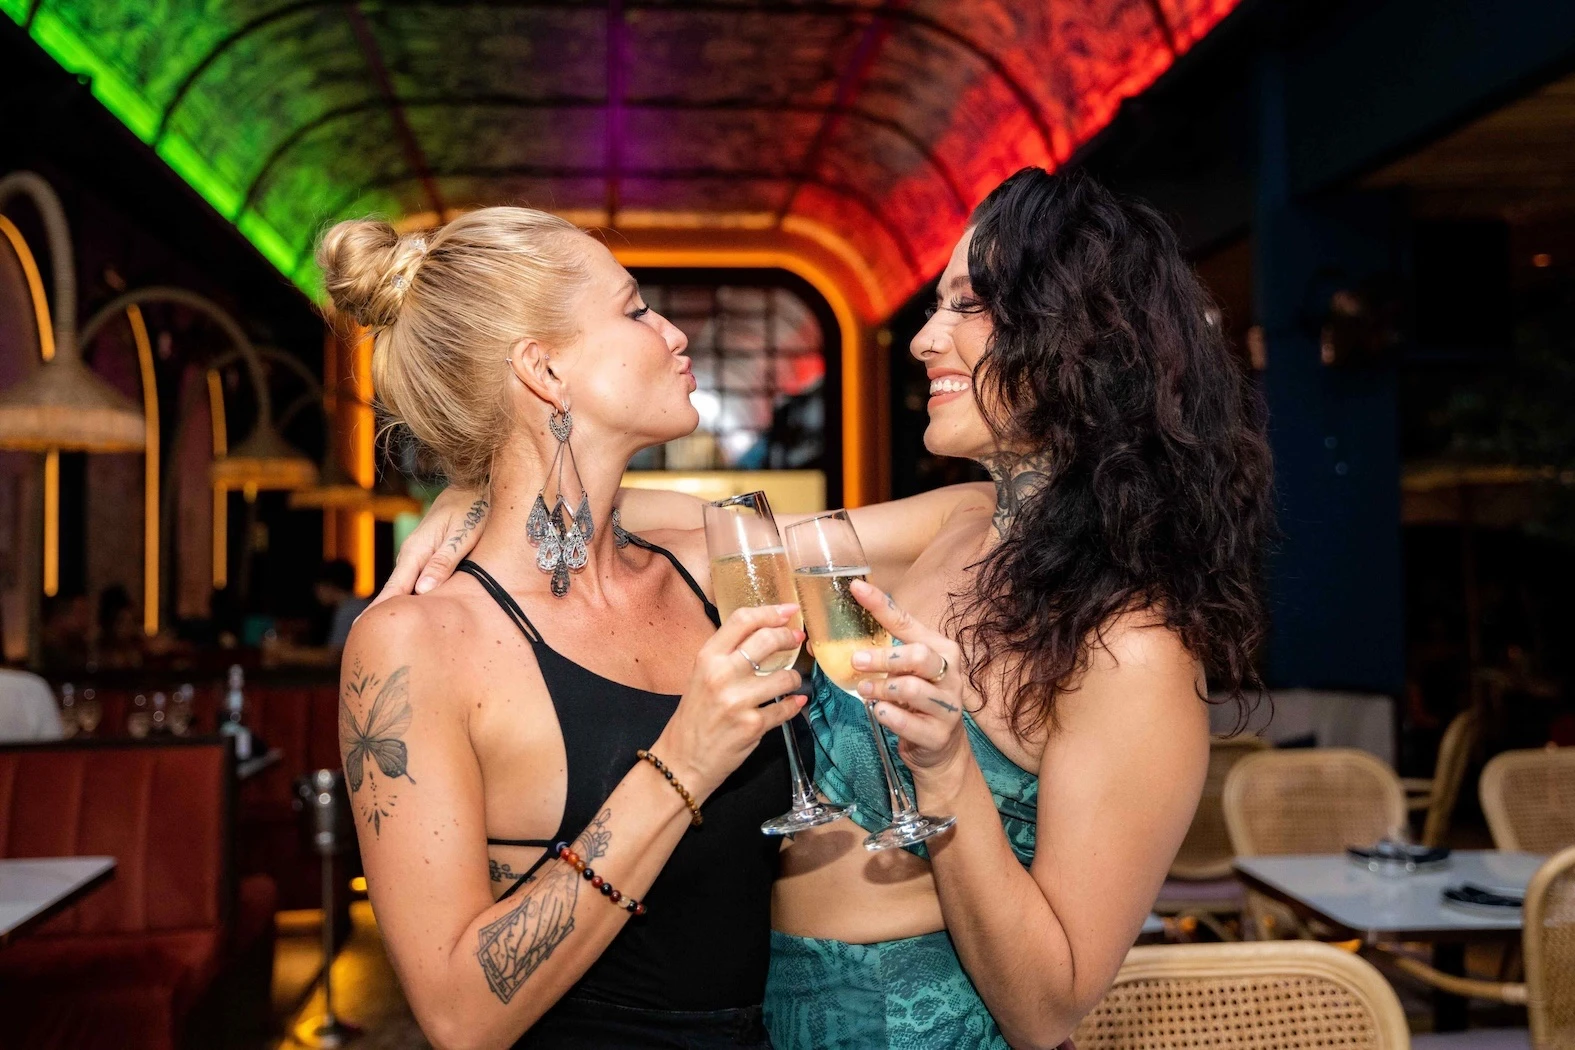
[[29, 8, 159, 140], [7, 6, 321, 301]]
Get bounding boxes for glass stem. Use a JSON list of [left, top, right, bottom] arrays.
[[862, 698, 920, 821], [779, 717, 818, 810]]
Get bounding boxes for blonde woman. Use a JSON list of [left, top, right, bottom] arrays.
[[383, 168, 1271, 1048], [322, 209, 807, 1049]]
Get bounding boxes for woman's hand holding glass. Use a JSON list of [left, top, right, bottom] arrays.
[[847, 580, 971, 785], [649, 603, 806, 805]]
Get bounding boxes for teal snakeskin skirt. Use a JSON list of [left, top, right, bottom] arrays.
[[763, 930, 1011, 1049]]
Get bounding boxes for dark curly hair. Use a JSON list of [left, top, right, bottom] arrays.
[[952, 167, 1272, 738]]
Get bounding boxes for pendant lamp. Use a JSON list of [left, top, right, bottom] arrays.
[[0, 172, 145, 452]]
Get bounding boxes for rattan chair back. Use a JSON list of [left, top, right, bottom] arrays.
[[1074, 940, 1410, 1049], [1527, 845, 1575, 1049], [1223, 748, 1406, 857], [1170, 735, 1271, 880], [1420, 706, 1481, 848], [1480, 747, 1575, 854]]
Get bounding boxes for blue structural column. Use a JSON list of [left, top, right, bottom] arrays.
[[1254, 51, 1405, 694]]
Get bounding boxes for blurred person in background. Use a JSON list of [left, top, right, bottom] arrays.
[[263, 560, 369, 667], [0, 667, 64, 742], [95, 584, 143, 670], [39, 591, 92, 673]]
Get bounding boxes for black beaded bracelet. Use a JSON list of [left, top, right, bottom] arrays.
[[556, 842, 646, 916], [636, 749, 703, 827]]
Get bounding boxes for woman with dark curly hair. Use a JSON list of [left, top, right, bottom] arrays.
[[387, 166, 1272, 1048]]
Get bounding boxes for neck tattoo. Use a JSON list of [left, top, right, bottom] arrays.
[[984, 451, 1052, 537]]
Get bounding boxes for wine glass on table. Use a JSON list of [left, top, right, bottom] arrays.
[[783, 510, 955, 852], [704, 492, 845, 836]]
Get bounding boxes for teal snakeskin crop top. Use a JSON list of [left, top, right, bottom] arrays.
[[805, 664, 1039, 864]]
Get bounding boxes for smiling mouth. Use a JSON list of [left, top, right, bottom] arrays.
[[928, 376, 971, 396]]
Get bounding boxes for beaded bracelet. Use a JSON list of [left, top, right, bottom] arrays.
[[636, 749, 703, 827], [556, 842, 646, 916]]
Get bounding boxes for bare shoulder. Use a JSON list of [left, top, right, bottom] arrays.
[[614, 485, 705, 530], [1057, 611, 1207, 733], [636, 524, 710, 592], [1086, 609, 1198, 677], [343, 590, 492, 705], [944, 481, 996, 517]]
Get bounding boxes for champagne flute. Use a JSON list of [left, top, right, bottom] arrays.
[[704, 492, 845, 836], [784, 510, 956, 852]]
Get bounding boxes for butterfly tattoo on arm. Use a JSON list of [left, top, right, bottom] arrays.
[[340, 660, 417, 836]]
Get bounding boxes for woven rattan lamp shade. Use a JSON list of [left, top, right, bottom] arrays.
[[287, 455, 368, 510], [211, 423, 318, 491], [0, 354, 146, 452]]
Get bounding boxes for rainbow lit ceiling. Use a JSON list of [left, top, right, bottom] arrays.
[[4, 0, 1240, 311]]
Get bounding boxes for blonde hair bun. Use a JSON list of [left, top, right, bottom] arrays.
[[317, 218, 428, 329], [312, 206, 590, 490]]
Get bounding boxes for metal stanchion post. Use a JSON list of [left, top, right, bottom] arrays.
[[293, 769, 362, 1048]]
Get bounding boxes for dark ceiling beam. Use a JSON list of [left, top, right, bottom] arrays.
[[1145, 0, 1179, 57], [152, 0, 1055, 159], [343, 3, 446, 220], [238, 94, 970, 220], [605, 0, 627, 221], [775, 0, 910, 226], [297, 163, 923, 276]]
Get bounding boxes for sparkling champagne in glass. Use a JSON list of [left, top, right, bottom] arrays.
[[704, 492, 845, 836], [785, 510, 956, 852]]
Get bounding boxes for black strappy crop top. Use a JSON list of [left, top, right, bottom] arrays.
[[457, 536, 789, 1014]]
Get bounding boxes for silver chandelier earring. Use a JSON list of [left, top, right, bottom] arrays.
[[525, 407, 595, 596]]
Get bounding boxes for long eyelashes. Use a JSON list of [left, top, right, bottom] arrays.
[[923, 298, 984, 320], [630, 304, 651, 320]]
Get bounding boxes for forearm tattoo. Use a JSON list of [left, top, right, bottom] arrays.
[[446, 497, 490, 553], [339, 658, 416, 837], [476, 809, 613, 1004], [983, 451, 1052, 536]]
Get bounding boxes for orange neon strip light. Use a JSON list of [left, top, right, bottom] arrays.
[[0, 215, 61, 595], [611, 248, 869, 507], [207, 370, 228, 588], [127, 306, 160, 635], [351, 327, 375, 596], [42, 452, 58, 596], [0, 216, 54, 360]]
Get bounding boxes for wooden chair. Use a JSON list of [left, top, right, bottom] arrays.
[[1074, 940, 1410, 1049], [1480, 746, 1575, 854], [1399, 844, 1575, 1049], [1153, 735, 1268, 939], [1223, 748, 1406, 938], [1404, 706, 1482, 848]]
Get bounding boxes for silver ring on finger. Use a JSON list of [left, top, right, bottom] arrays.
[[737, 645, 764, 674], [925, 653, 949, 684]]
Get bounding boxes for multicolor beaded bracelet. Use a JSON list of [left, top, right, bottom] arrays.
[[556, 842, 646, 917], [635, 749, 703, 827]]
